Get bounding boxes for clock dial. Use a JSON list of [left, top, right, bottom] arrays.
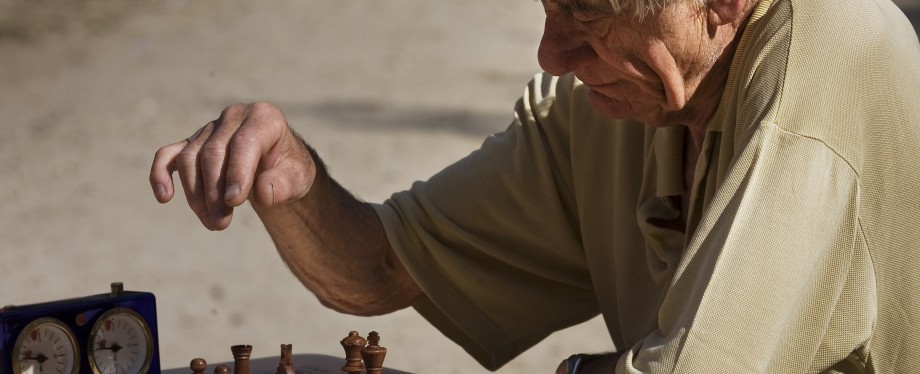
[[12, 318, 79, 374], [87, 308, 153, 374]]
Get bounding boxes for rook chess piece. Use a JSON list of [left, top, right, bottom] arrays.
[[340, 331, 367, 374], [361, 331, 387, 374], [214, 364, 231, 374], [231, 345, 253, 374], [277, 344, 295, 374], [190, 358, 207, 374]]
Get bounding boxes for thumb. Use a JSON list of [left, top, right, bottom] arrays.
[[251, 157, 317, 208]]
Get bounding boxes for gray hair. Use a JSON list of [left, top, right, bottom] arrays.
[[608, 0, 707, 20]]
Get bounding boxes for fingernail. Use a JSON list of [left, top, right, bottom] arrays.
[[225, 183, 240, 201], [155, 184, 167, 201]]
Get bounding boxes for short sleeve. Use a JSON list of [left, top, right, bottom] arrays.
[[372, 73, 599, 370]]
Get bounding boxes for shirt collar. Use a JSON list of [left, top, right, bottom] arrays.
[[709, 0, 777, 133]]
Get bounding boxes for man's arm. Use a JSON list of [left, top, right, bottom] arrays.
[[149, 102, 424, 315]]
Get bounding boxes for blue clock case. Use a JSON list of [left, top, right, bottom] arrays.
[[0, 289, 161, 374]]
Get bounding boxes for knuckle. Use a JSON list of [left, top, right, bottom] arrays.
[[154, 145, 174, 160], [199, 145, 228, 166], [249, 101, 277, 114], [204, 185, 223, 200], [176, 149, 199, 168], [200, 142, 227, 156], [222, 103, 247, 116], [231, 126, 261, 146]]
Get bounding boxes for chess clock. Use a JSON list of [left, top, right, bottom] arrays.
[[0, 283, 161, 374]]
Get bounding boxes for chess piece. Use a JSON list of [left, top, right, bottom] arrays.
[[277, 344, 295, 374], [190, 358, 207, 374], [231, 345, 253, 374], [361, 331, 387, 374], [340, 331, 367, 374], [214, 364, 231, 374]]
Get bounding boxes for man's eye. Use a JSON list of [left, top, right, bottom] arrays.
[[572, 11, 598, 23]]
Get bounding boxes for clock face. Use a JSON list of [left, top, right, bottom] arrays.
[[12, 318, 79, 374], [87, 308, 153, 374]]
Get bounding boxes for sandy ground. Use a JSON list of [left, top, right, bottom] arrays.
[[1, 1, 917, 373]]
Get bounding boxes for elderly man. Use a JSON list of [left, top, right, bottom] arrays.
[[151, 0, 920, 372]]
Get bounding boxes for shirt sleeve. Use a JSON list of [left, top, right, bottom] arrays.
[[372, 73, 600, 370], [617, 122, 876, 373]]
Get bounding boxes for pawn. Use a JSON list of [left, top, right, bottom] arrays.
[[340, 331, 366, 374], [214, 364, 231, 374], [361, 331, 387, 374], [190, 358, 207, 374]]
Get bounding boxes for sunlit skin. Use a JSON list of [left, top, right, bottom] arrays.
[[538, 0, 756, 151], [148, 0, 758, 353], [538, 2, 759, 371]]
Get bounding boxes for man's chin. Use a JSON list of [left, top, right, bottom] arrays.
[[585, 89, 659, 123]]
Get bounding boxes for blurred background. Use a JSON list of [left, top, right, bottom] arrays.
[[1, 1, 917, 373]]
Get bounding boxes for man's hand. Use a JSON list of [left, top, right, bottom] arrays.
[[149, 102, 424, 315], [149, 102, 315, 230], [556, 353, 620, 374]]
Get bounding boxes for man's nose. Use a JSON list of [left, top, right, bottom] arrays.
[[538, 14, 597, 76]]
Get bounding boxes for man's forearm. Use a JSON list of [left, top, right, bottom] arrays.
[[254, 149, 425, 316]]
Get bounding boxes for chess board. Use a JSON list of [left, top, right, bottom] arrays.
[[161, 353, 411, 374]]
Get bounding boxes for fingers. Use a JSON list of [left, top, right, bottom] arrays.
[[150, 140, 188, 203], [176, 122, 225, 230], [197, 106, 255, 229], [223, 103, 288, 208], [152, 102, 307, 230]]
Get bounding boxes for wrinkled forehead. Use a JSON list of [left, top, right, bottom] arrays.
[[547, 0, 676, 19]]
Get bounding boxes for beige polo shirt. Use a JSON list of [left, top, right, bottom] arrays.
[[373, 0, 920, 371]]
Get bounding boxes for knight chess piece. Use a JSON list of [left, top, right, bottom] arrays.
[[340, 331, 367, 374], [277, 344, 295, 374], [190, 358, 207, 374], [214, 364, 231, 374], [361, 331, 387, 374], [231, 344, 253, 374]]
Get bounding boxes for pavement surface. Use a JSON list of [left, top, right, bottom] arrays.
[[1, 1, 917, 373]]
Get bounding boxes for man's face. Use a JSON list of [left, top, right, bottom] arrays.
[[538, 0, 717, 125]]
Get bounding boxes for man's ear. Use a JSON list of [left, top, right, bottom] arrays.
[[707, 0, 749, 26]]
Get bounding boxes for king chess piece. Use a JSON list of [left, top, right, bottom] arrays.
[[361, 331, 388, 374], [340, 331, 367, 374]]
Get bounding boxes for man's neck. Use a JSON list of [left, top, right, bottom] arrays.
[[666, 4, 756, 150]]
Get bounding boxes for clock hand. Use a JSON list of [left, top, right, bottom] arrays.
[[96, 342, 124, 353], [20, 353, 49, 363]]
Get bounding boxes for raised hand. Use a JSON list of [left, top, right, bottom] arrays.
[[150, 102, 316, 230]]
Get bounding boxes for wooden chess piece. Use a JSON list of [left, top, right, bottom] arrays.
[[214, 364, 231, 374], [277, 344, 295, 374], [190, 358, 207, 374], [340, 331, 367, 374], [231, 345, 253, 374], [361, 331, 387, 374]]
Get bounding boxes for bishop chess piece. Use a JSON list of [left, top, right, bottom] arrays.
[[361, 331, 388, 374], [232, 344, 253, 374], [277, 344, 295, 374], [340, 331, 367, 374]]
